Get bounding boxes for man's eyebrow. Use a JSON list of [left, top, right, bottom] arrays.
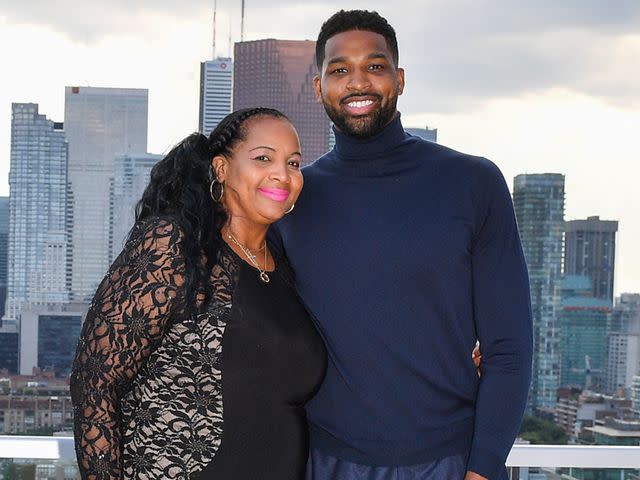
[[326, 52, 390, 66], [367, 52, 389, 61], [326, 56, 348, 66]]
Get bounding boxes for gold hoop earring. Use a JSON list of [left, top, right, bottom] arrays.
[[210, 179, 224, 202], [284, 203, 295, 214]]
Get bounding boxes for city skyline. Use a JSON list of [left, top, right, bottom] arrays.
[[1, 1, 639, 293]]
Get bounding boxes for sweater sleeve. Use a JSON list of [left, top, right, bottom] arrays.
[[466, 160, 533, 479]]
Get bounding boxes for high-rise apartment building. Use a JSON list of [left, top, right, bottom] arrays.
[[0, 196, 8, 321], [3, 104, 69, 325], [565, 216, 618, 304], [606, 294, 640, 395], [558, 275, 610, 391], [513, 173, 565, 409], [64, 86, 148, 302], [234, 39, 330, 164], [199, 57, 233, 134], [632, 375, 640, 418], [109, 153, 161, 262], [405, 126, 438, 143], [19, 304, 85, 376]]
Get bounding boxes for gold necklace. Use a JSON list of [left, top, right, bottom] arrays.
[[225, 231, 270, 283]]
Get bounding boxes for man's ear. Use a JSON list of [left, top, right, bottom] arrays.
[[313, 74, 323, 103], [212, 155, 227, 182], [396, 67, 405, 96]]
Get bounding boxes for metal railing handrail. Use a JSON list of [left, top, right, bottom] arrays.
[[505, 444, 640, 469], [0, 435, 75, 461], [1, 436, 639, 469]]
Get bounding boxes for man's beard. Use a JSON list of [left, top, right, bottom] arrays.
[[322, 92, 399, 139]]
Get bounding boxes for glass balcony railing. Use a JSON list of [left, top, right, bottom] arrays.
[[0, 436, 639, 479]]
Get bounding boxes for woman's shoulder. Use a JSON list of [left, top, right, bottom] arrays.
[[126, 214, 186, 253]]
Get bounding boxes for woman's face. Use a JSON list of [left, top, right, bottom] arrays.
[[214, 116, 303, 226]]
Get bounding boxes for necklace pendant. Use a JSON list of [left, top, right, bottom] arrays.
[[259, 271, 270, 283]]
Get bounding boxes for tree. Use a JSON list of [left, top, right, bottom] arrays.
[[1, 463, 36, 480], [519, 415, 568, 444]]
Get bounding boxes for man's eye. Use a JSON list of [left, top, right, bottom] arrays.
[[369, 64, 383, 71], [331, 67, 347, 74]]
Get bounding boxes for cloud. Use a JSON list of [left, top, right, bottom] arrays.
[[0, 0, 210, 41], [1, 0, 639, 112], [396, 1, 640, 112]]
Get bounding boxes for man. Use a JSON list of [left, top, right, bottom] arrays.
[[273, 10, 533, 480]]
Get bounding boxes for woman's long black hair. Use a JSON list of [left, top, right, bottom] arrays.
[[132, 107, 288, 313]]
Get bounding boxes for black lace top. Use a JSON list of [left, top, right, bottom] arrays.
[[70, 216, 326, 479]]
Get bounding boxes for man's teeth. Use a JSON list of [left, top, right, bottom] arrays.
[[348, 100, 374, 108]]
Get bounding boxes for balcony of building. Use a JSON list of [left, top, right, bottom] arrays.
[[0, 436, 639, 479]]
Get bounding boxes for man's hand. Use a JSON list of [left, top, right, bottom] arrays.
[[465, 471, 488, 480]]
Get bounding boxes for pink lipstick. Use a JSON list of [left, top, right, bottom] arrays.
[[258, 188, 289, 202]]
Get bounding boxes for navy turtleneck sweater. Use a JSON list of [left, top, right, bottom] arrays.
[[272, 114, 533, 479]]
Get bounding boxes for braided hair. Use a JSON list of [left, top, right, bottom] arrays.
[[133, 107, 289, 313]]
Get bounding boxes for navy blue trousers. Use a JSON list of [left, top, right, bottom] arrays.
[[306, 448, 509, 480]]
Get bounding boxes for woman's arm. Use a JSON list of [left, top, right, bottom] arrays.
[[70, 218, 186, 480]]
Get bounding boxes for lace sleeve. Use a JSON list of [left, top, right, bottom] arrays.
[[70, 218, 186, 480]]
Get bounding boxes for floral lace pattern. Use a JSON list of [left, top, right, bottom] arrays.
[[71, 216, 238, 479]]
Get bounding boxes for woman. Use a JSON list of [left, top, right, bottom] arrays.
[[70, 107, 327, 480]]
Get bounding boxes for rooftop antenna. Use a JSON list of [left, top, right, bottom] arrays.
[[212, 0, 217, 59], [240, 0, 245, 42], [228, 12, 232, 56]]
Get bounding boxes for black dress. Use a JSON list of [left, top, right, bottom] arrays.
[[196, 247, 326, 479]]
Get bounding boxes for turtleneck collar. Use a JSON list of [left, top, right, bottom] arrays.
[[333, 112, 407, 161], [324, 112, 420, 177]]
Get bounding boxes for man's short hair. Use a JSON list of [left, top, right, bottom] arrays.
[[315, 10, 399, 71]]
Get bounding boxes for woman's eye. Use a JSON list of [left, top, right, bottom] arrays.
[[289, 160, 301, 169], [255, 155, 270, 162]]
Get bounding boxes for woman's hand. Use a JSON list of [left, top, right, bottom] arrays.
[[465, 471, 488, 480], [472, 343, 482, 377]]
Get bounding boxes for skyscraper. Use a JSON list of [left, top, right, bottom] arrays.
[[199, 57, 233, 134], [64, 86, 148, 302], [558, 275, 610, 391], [109, 153, 161, 263], [234, 39, 330, 164], [513, 173, 565, 409], [0, 196, 8, 321], [606, 293, 640, 395], [3, 103, 69, 324], [405, 126, 438, 143], [0, 197, 16, 373], [565, 216, 618, 304]]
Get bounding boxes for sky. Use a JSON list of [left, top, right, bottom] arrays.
[[1, 0, 639, 294]]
